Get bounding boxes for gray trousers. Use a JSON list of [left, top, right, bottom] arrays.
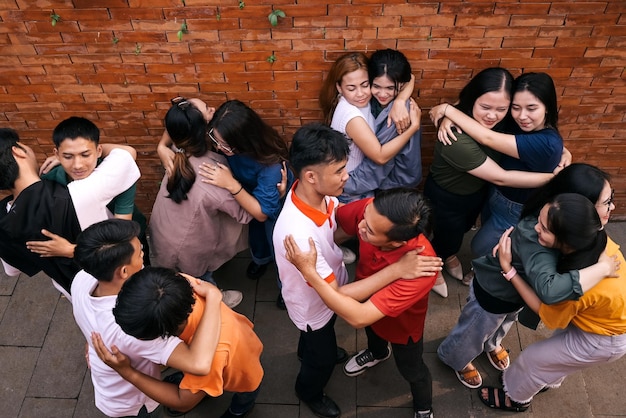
[[503, 325, 626, 404]]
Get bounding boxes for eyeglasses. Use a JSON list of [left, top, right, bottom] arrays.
[[597, 189, 615, 214], [171, 96, 192, 109], [207, 128, 234, 153]]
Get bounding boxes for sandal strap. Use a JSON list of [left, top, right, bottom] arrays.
[[492, 348, 509, 362], [460, 368, 480, 380]]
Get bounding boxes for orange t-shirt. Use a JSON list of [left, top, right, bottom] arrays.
[[178, 298, 264, 396]]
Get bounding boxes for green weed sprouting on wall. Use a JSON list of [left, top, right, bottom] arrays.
[[177, 20, 188, 41], [268, 9, 285, 26], [50, 13, 60, 26]]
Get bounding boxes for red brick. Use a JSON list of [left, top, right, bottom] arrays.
[[293, 16, 347, 28], [109, 8, 165, 20], [566, 13, 620, 26], [73, 0, 128, 8], [502, 37, 557, 51], [509, 15, 565, 27], [25, 21, 81, 33]]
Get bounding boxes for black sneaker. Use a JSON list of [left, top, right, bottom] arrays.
[[246, 261, 268, 280], [343, 345, 392, 377]]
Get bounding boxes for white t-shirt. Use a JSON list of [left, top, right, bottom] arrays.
[[273, 185, 349, 331], [330, 96, 375, 173], [68, 148, 141, 230], [71, 270, 181, 417]]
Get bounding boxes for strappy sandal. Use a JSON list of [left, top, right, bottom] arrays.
[[456, 365, 482, 389], [488, 346, 510, 371], [479, 387, 530, 412]]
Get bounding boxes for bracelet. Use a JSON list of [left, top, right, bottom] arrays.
[[231, 185, 243, 196], [502, 267, 517, 281], [443, 103, 449, 116]]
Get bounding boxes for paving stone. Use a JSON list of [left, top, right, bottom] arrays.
[[0, 346, 39, 418], [0, 272, 60, 347], [18, 397, 76, 418], [27, 298, 86, 398]]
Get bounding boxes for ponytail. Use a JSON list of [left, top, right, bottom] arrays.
[[166, 148, 196, 203]]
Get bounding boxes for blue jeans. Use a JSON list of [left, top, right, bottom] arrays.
[[471, 187, 523, 257], [249, 218, 275, 266], [437, 282, 520, 371], [228, 384, 261, 415]]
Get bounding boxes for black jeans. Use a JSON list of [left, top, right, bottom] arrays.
[[295, 315, 338, 402], [366, 326, 432, 412], [423, 175, 487, 260], [120, 405, 152, 418]]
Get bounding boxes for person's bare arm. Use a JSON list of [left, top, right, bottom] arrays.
[[338, 248, 441, 301], [198, 162, 268, 222], [100, 143, 137, 160], [283, 236, 385, 327], [468, 158, 553, 188], [346, 99, 421, 165], [285, 236, 441, 302], [26, 229, 76, 258], [388, 74, 416, 133], [430, 104, 519, 158], [163, 275, 222, 375], [91, 334, 204, 412], [157, 130, 176, 176]]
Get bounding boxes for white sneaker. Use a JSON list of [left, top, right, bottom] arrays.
[[415, 410, 433, 418], [343, 346, 391, 376], [340, 246, 357, 264], [221, 290, 243, 309]]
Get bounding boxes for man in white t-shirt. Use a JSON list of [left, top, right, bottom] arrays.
[[72, 219, 222, 417], [0, 127, 140, 297]]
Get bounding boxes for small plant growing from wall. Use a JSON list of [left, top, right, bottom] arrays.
[[50, 13, 60, 26], [239, 1, 245, 9], [177, 20, 188, 41], [134, 43, 142, 55], [267, 53, 277, 64], [216, 7, 221, 21], [268, 9, 285, 26]]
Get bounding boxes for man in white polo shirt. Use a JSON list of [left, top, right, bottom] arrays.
[[273, 123, 350, 418]]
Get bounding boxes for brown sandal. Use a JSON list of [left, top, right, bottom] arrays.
[[456, 365, 482, 389], [488, 347, 510, 371]]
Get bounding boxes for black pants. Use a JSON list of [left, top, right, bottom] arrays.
[[120, 405, 152, 418], [366, 326, 432, 412], [295, 315, 338, 402]]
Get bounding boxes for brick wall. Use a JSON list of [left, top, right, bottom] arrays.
[[1, 1, 625, 217]]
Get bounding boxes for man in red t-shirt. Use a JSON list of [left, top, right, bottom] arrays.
[[283, 187, 440, 418]]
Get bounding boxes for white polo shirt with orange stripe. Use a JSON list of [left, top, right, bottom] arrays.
[[273, 181, 349, 331]]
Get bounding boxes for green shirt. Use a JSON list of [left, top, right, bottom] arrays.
[[429, 132, 500, 195]]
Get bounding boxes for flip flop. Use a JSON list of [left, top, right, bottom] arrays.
[[479, 387, 529, 412], [456, 366, 482, 389], [488, 346, 510, 371]]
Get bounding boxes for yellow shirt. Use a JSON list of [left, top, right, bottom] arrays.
[[539, 238, 626, 336]]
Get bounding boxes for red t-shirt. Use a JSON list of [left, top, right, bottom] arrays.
[[336, 198, 437, 344]]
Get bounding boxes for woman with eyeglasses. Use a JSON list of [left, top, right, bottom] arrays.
[[150, 97, 253, 309], [437, 164, 618, 391], [196, 100, 294, 295]]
